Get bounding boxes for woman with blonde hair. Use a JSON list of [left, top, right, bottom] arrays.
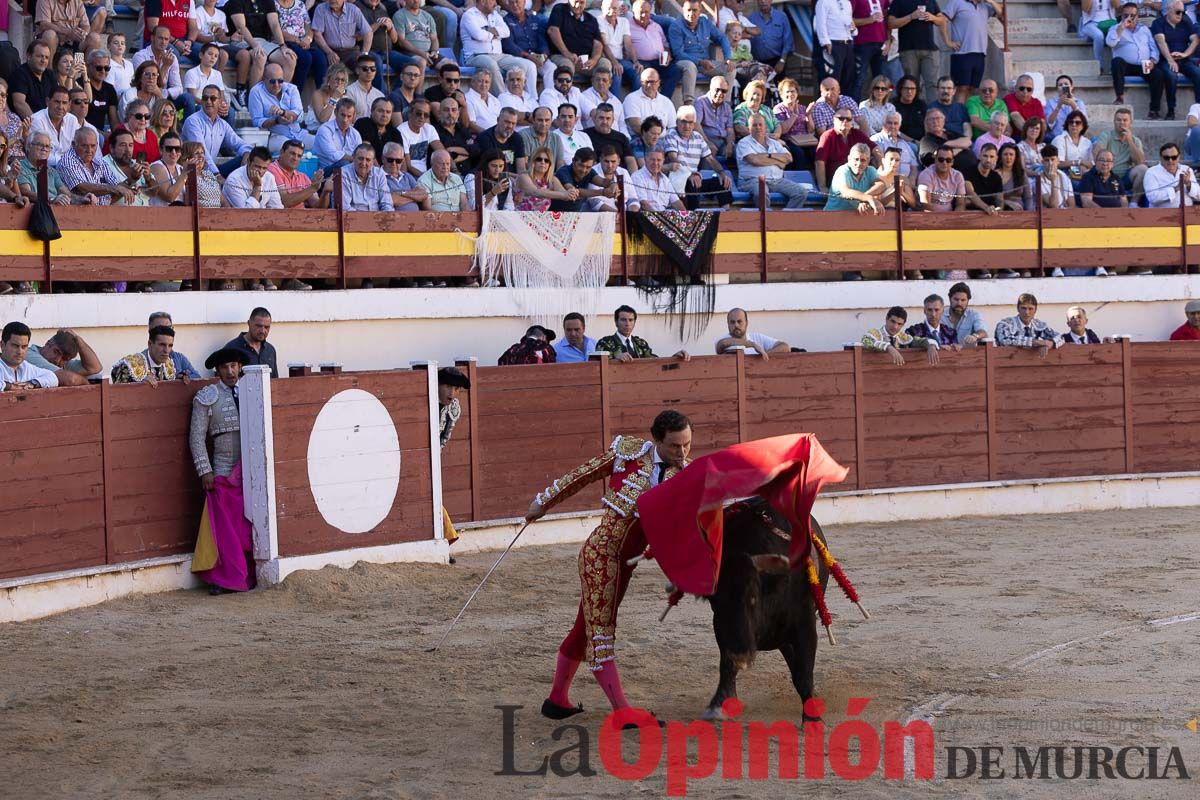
[[732, 79, 779, 138], [858, 75, 896, 136], [515, 146, 577, 212], [0, 78, 25, 161], [150, 98, 179, 141], [306, 64, 351, 132]]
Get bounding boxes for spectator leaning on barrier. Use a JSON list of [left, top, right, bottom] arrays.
[[964, 141, 1004, 215], [877, 146, 920, 210], [498, 324, 559, 365], [994, 293, 1060, 355], [917, 144, 967, 212], [715, 307, 790, 359], [943, 281, 988, 346], [906, 293, 959, 346], [1062, 306, 1103, 344], [1169, 298, 1200, 340], [1144, 141, 1200, 208], [628, 148, 684, 210], [269, 139, 327, 211], [595, 304, 690, 361], [147, 312, 204, 376], [824, 141, 886, 213], [58, 127, 135, 207], [225, 307, 279, 378], [24, 328, 102, 386], [382, 142, 430, 210], [223, 144, 283, 208], [589, 145, 635, 211], [111, 325, 191, 386], [555, 312, 598, 363], [863, 305, 940, 366], [1, 322, 60, 391], [552, 147, 602, 211]]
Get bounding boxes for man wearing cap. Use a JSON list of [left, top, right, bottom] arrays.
[[1169, 299, 1200, 340], [190, 347, 256, 595], [438, 366, 470, 560], [497, 324, 559, 365]]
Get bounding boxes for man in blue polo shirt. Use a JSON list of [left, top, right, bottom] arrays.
[[747, 0, 794, 78], [1151, 1, 1200, 120], [554, 313, 598, 363]]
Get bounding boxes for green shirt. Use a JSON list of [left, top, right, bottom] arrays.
[[1090, 129, 1144, 179], [16, 157, 70, 200], [825, 164, 880, 211], [965, 96, 1008, 139]]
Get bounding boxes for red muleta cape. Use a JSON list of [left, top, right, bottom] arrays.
[[636, 434, 849, 596]]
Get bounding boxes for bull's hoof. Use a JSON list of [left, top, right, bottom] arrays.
[[540, 698, 585, 720], [701, 706, 727, 722]]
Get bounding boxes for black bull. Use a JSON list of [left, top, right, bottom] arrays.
[[700, 498, 829, 721]]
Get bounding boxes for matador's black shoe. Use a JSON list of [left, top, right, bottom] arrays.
[[541, 698, 585, 720]]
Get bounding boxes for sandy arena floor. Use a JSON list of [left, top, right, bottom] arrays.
[[3, 507, 1200, 799]]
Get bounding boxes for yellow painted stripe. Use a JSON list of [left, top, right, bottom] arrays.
[[199, 230, 338, 257], [51, 229, 193, 258], [344, 231, 469, 257], [1045, 226, 1180, 250], [714, 231, 761, 254], [0, 229, 44, 257], [1184, 224, 1200, 243], [904, 228, 1038, 252], [766, 229, 897, 252]]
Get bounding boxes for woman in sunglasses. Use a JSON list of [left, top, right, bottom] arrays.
[[515, 146, 577, 212], [149, 132, 191, 207], [150, 98, 179, 141], [114, 101, 160, 163], [857, 75, 897, 137], [305, 63, 350, 132]]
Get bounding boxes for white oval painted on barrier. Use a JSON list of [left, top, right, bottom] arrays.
[[307, 388, 401, 534]]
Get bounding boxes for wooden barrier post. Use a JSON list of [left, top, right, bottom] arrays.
[[1117, 335, 1135, 472], [455, 358, 482, 523], [238, 365, 279, 566], [1035, 173, 1045, 277], [334, 169, 346, 289], [894, 174, 905, 280], [1179, 175, 1188, 274], [410, 361, 446, 542], [189, 162, 201, 290], [99, 378, 114, 564], [758, 175, 768, 283], [845, 342, 866, 489], [591, 352, 612, 450], [474, 170, 485, 234], [733, 346, 748, 442], [617, 175, 628, 283], [37, 159, 52, 294], [982, 338, 996, 481]]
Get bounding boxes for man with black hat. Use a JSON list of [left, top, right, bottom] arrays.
[[497, 324, 559, 365], [189, 347, 256, 594], [438, 366, 471, 560]]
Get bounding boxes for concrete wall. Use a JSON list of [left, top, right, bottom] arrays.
[[3, 277, 1198, 376]]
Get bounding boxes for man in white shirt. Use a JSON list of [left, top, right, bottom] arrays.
[[579, 68, 628, 134], [30, 87, 80, 167], [597, 0, 635, 86], [346, 54, 385, 118], [1, 322, 60, 392], [1037, 144, 1075, 211], [464, 70, 502, 134], [870, 111, 918, 181], [736, 112, 807, 208], [714, 307, 790, 357], [460, 0, 537, 102], [627, 149, 684, 210], [222, 146, 283, 208], [623, 67, 676, 132], [1144, 141, 1200, 207], [588, 145, 635, 210], [538, 66, 585, 116], [399, 98, 445, 176], [813, 0, 856, 101], [554, 103, 593, 159]]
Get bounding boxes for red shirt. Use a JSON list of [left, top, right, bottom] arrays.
[[815, 128, 873, 172], [850, 0, 890, 45], [1169, 321, 1200, 340], [1003, 92, 1045, 125], [145, 0, 192, 41]]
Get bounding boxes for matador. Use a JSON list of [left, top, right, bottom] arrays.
[[526, 409, 693, 720]]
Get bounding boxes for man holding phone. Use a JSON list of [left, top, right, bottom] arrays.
[[103, 128, 151, 206]]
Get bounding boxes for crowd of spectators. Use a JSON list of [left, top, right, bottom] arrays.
[[4, 289, 1200, 392], [2, 1, 1200, 295]]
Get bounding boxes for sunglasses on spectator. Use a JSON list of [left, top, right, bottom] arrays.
[[268, 78, 285, 85], [835, 115, 853, 121], [936, 157, 953, 163], [359, 64, 377, 70], [1017, 86, 1032, 92], [1162, 153, 1180, 161], [873, 85, 891, 91], [203, 96, 221, 102], [71, 99, 87, 105], [385, 157, 404, 164], [533, 157, 550, 163], [556, 76, 571, 82], [712, 88, 727, 94], [444, 77, 460, 83], [1122, 12, 1138, 18], [132, 113, 150, 119], [94, 66, 110, 73], [403, 71, 421, 78], [163, 144, 181, 152], [412, 109, 429, 117]]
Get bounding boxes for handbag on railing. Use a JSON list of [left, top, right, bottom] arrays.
[[27, 197, 62, 242]]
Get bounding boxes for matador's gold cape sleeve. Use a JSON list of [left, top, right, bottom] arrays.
[[535, 435, 652, 512]]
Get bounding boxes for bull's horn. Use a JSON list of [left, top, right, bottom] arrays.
[[750, 554, 790, 574]]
